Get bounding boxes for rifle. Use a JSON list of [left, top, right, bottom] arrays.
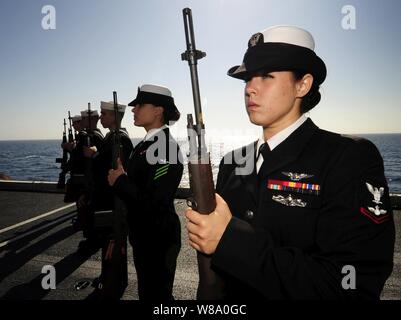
[[84, 103, 94, 195], [181, 7, 224, 299], [96, 91, 128, 299], [68, 111, 75, 143], [56, 118, 68, 188]]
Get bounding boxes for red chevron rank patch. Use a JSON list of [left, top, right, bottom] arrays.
[[360, 207, 390, 224]]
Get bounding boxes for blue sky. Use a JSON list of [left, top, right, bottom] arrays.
[[0, 0, 400, 141]]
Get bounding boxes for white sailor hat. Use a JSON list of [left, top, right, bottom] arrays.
[[228, 25, 327, 85], [128, 84, 180, 122], [81, 110, 99, 117], [100, 101, 126, 113], [71, 115, 82, 122]]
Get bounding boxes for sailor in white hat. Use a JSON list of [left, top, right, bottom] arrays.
[[71, 115, 82, 135], [62, 115, 83, 153], [83, 100, 133, 160], [78, 99, 134, 287], [74, 106, 104, 254], [185, 25, 394, 300], [99, 101, 126, 131], [80, 109, 100, 132]]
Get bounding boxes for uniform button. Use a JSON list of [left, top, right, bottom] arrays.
[[245, 210, 254, 220]]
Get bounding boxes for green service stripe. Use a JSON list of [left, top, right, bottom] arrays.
[[155, 164, 169, 173], [154, 170, 169, 180], [154, 167, 169, 178]]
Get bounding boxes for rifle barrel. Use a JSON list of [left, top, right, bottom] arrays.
[[182, 7, 207, 154]]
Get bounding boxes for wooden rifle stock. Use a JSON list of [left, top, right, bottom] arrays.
[[186, 115, 215, 214]]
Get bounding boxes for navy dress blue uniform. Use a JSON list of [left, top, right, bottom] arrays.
[[78, 128, 104, 238], [112, 127, 183, 300], [212, 118, 395, 299], [92, 128, 133, 211], [64, 130, 86, 203]]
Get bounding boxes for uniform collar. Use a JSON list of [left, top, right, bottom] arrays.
[[256, 114, 308, 154], [144, 125, 168, 141], [105, 127, 128, 138], [257, 117, 318, 179]]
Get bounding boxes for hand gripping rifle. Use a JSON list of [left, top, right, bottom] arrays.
[[181, 7, 224, 299], [97, 91, 128, 299], [56, 118, 68, 188]]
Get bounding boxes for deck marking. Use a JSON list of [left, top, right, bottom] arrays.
[[0, 211, 76, 248], [0, 203, 76, 235]]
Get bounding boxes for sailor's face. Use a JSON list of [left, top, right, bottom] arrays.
[[244, 71, 302, 132], [81, 117, 89, 129], [72, 121, 81, 131], [132, 103, 160, 127], [100, 110, 114, 129]]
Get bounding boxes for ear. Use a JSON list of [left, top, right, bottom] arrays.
[[295, 74, 314, 98], [154, 106, 164, 118]]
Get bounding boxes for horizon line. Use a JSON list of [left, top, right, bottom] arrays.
[[1, 132, 401, 142]]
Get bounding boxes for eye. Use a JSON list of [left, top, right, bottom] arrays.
[[261, 73, 274, 80]]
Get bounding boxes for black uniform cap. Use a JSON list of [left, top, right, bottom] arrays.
[[128, 84, 180, 123], [228, 25, 327, 85]]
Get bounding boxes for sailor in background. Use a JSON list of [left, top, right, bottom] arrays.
[[71, 115, 82, 139], [63, 114, 85, 204], [186, 26, 395, 299], [76, 109, 104, 254], [83, 101, 133, 297], [83, 101, 133, 213], [108, 84, 183, 300]]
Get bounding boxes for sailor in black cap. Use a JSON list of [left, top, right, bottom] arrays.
[[108, 84, 183, 300], [186, 26, 395, 299]]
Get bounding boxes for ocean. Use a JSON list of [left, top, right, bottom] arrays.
[[0, 134, 400, 192]]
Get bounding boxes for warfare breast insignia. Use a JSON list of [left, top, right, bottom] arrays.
[[282, 172, 314, 181], [272, 194, 307, 207]]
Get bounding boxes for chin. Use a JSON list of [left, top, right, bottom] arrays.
[[248, 114, 265, 127]]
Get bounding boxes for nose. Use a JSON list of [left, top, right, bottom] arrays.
[[245, 77, 258, 97]]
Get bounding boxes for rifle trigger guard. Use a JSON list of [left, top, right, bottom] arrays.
[[186, 197, 197, 210]]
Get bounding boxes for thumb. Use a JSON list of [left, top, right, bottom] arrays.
[[215, 193, 228, 208], [117, 157, 123, 168]]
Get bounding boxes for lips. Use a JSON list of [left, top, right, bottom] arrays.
[[247, 101, 259, 110]]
